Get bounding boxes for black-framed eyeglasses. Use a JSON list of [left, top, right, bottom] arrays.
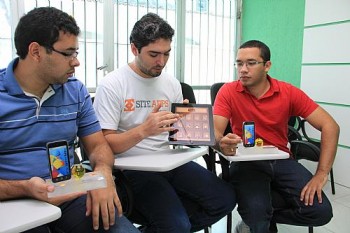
[[48, 46, 79, 60], [234, 60, 266, 69]]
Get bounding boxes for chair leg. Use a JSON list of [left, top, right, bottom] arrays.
[[204, 227, 210, 233], [330, 168, 335, 195], [309, 226, 313, 233], [227, 212, 232, 233]]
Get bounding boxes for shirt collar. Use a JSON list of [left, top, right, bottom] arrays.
[[3, 58, 23, 95], [236, 74, 280, 98], [3, 58, 62, 96]]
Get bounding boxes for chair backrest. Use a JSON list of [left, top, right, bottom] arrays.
[[288, 116, 301, 131], [290, 140, 320, 162], [210, 82, 225, 105], [210, 82, 232, 135], [288, 117, 321, 162], [287, 125, 302, 143], [300, 119, 321, 147], [180, 82, 196, 104]]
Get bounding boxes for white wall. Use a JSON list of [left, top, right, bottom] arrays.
[[301, 0, 350, 187]]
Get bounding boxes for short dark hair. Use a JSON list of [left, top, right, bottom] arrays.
[[129, 13, 174, 53], [15, 7, 80, 59], [239, 40, 271, 62]]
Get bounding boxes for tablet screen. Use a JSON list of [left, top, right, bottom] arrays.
[[169, 103, 215, 146]]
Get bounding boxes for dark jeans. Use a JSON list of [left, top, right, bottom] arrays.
[[24, 195, 140, 233], [230, 159, 333, 233], [124, 161, 236, 233]]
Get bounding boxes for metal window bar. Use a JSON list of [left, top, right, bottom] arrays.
[[6, 0, 237, 104]]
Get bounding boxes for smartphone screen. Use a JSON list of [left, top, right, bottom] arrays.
[[47, 140, 71, 182], [243, 121, 255, 147]]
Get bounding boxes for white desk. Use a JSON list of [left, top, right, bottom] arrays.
[[114, 146, 208, 172], [219, 146, 290, 162], [0, 199, 61, 233]]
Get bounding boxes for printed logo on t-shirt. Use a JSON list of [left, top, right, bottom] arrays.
[[124, 99, 169, 112], [124, 99, 135, 112]]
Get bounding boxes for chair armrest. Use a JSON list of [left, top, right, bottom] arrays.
[[288, 125, 302, 142], [290, 140, 320, 162]]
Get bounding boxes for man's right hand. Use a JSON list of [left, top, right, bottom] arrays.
[[141, 104, 180, 137], [219, 133, 242, 156], [27, 177, 85, 206]]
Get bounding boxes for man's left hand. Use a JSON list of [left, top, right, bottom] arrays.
[[300, 172, 328, 206], [85, 170, 122, 231]]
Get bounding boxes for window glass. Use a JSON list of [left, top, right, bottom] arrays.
[[0, 0, 11, 68], [2, 0, 237, 104]]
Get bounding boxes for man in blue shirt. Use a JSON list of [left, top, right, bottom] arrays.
[[0, 7, 139, 233]]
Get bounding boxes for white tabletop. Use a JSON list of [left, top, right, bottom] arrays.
[[114, 146, 208, 172], [219, 146, 290, 162], [0, 199, 61, 233]]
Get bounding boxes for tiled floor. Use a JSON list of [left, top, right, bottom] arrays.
[[197, 181, 350, 233]]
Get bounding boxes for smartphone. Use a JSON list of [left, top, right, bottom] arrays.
[[47, 140, 71, 183], [242, 121, 255, 147]]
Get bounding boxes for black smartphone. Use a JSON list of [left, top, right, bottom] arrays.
[[47, 140, 71, 183], [242, 121, 255, 147]]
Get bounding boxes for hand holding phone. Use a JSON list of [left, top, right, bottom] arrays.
[[47, 140, 71, 183], [242, 121, 255, 147]]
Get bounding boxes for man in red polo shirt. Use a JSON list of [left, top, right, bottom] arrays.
[[213, 40, 339, 233]]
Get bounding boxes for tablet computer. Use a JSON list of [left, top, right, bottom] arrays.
[[169, 103, 215, 146]]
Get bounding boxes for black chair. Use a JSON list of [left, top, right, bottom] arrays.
[[209, 82, 234, 233], [301, 119, 336, 195], [209, 82, 231, 176], [288, 117, 335, 195], [180, 82, 196, 104], [288, 115, 302, 131], [288, 125, 302, 142], [180, 82, 217, 174]]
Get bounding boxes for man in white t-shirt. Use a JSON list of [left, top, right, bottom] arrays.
[[93, 13, 236, 233]]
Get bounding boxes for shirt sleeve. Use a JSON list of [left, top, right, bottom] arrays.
[[93, 77, 123, 130], [289, 85, 319, 118], [213, 83, 232, 119], [77, 83, 101, 138]]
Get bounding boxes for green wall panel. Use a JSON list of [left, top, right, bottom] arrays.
[[241, 0, 305, 87]]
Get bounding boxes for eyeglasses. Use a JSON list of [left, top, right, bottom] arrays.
[[234, 60, 265, 69], [48, 47, 79, 60]]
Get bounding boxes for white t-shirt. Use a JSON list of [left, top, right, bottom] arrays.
[[93, 64, 183, 156]]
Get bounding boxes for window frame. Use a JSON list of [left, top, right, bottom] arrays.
[[3, 0, 241, 104]]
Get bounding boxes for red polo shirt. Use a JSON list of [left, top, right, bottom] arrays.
[[213, 76, 318, 153]]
